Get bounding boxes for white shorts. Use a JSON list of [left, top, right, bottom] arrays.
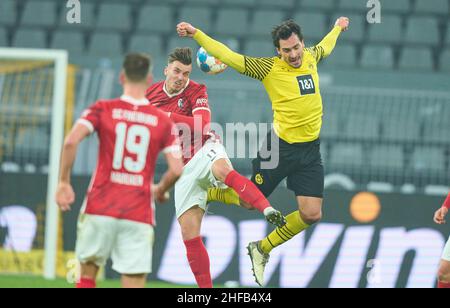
[[443, 236, 450, 262], [175, 141, 231, 218], [75, 214, 154, 274]]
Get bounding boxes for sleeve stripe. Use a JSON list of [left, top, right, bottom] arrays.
[[163, 145, 182, 154], [76, 119, 95, 134], [243, 57, 274, 81], [192, 107, 211, 113]]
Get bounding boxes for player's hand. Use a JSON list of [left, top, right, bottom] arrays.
[[434, 207, 448, 224], [335, 17, 350, 32], [56, 182, 75, 212], [152, 184, 170, 204], [177, 22, 197, 38]]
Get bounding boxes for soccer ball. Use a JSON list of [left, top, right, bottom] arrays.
[[196, 47, 227, 75]]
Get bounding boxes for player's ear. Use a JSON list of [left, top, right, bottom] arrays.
[[119, 70, 126, 85], [164, 66, 168, 77]]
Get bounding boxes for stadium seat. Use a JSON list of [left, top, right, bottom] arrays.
[[0, 0, 17, 26], [360, 45, 394, 69], [127, 34, 164, 58], [14, 128, 49, 161], [21, 0, 57, 27], [320, 112, 340, 139], [293, 12, 327, 42], [178, 7, 213, 34], [331, 13, 365, 42], [185, 0, 219, 5], [381, 0, 411, 14], [367, 15, 403, 44], [137, 5, 174, 34], [381, 118, 421, 143], [222, 0, 256, 8], [445, 23, 450, 46], [338, 0, 369, 12], [258, 0, 295, 9], [404, 17, 440, 46], [96, 3, 132, 32], [411, 147, 446, 173], [369, 145, 405, 171], [414, 0, 449, 15], [51, 30, 85, 55], [244, 39, 276, 57], [329, 143, 364, 168], [12, 29, 47, 49], [59, 1, 96, 29], [0, 27, 7, 47], [343, 114, 380, 141], [399, 47, 434, 71], [439, 49, 450, 71], [300, 0, 335, 11], [423, 121, 450, 145], [250, 10, 286, 36], [320, 43, 357, 68], [215, 9, 250, 36], [88, 32, 123, 57]]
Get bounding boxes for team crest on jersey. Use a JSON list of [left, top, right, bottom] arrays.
[[309, 63, 315, 70], [255, 174, 264, 185], [178, 99, 184, 109]]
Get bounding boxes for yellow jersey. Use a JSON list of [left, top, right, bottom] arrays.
[[193, 26, 342, 143]]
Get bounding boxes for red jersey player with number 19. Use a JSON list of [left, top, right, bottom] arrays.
[[146, 48, 286, 288], [55, 54, 184, 288], [434, 192, 450, 288]]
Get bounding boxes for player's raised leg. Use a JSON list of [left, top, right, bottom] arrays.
[[211, 158, 286, 228], [248, 196, 321, 286], [178, 207, 212, 288]]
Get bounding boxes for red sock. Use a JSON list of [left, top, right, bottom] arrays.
[[438, 281, 450, 288], [184, 236, 213, 288], [76, 277, 96, 288], [224, 170, 270, 213]]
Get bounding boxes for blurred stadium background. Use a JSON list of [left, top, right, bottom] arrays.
[[0, 0, 449, 288]]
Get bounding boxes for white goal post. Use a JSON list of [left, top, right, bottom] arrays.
[[0, 48, 68, 279]]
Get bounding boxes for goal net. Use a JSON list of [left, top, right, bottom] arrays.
[[0, 48, 68, 279]]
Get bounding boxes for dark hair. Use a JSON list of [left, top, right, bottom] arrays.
[[271, 20, 304, 48], [168, 47, 193, 65], [123, 53, 151, 82]]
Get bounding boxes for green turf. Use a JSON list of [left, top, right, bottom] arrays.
[[0, 275, 200, 288]]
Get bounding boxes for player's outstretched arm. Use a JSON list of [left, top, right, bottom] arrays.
[[153, 150, 184, 203], [177, 22, 247, 74], [56, 123, 91, 212], [313, 17, 350, 62]]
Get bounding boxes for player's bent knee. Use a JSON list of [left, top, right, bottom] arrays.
[[300, 210, 322, 225], [211, 159, 233, 183]]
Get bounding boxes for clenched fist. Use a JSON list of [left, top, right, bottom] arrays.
[[177, 22, 197, 38], [335, 17, 350, 32]]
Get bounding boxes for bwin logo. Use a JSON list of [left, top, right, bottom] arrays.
[[66, 0, 81, 24]]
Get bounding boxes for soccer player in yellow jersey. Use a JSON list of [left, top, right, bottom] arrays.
[[177, 17, 349, 286]]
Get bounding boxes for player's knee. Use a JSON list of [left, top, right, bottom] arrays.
[[300, 210, 322, 225], [211, 159, 233, 182]]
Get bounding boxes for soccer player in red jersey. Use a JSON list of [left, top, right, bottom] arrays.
[[55, 53, 184, 288], [146, 48, 286, 288], [434, 192, 450, 288]]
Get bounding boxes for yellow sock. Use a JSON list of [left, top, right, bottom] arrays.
[[207, 187, 240, 206], [260, 211, 310, 254]]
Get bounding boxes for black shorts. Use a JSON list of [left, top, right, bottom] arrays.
[[251, 131, 324, 198]]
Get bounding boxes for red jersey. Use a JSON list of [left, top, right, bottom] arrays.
[[77, 95, 180, 225], [146, 80, 213, 164]]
